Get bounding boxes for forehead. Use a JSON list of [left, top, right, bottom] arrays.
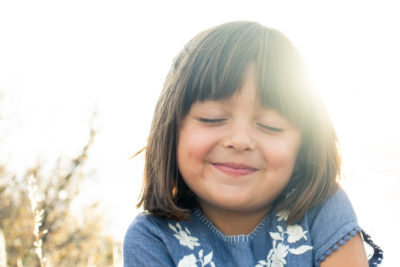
[[186, 61, 278, 111]]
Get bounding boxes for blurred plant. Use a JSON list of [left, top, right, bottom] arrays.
[[0, 110, 119, 266], [28, 175, 46, 267], [0, 229, 6, 267]]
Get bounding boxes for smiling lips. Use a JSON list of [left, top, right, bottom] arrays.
[[212, 162, 258, 176]]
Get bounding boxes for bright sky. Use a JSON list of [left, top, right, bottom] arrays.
[[0, 1, 399, 265]]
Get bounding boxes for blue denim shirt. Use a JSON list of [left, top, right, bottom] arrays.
[[124, 189, 383, 266]]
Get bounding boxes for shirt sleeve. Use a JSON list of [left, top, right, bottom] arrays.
[[123, 213, 175, 267], [308, 189, 383, 266]]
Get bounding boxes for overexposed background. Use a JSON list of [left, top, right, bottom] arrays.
[[0, 0, 398, 266]]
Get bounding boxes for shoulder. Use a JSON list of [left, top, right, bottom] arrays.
[[123, 210, 216, 266], [124, 212, 160, 237], [306, 189, 358, 254], [305, 188, 383, 266], [123, 212, 175, 266], [124, 212, 158, 245], [307, 188, 357, 228]]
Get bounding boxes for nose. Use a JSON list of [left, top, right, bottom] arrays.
[[223, 124, 256, 152]]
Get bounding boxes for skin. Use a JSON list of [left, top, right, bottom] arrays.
[[177, 64, 302, 235], [320, 233, 368, 267]]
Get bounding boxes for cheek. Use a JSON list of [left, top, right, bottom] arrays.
[[177, 128, 218, 166], [261, 138, 301, 170], [180, 137, 209, 161]]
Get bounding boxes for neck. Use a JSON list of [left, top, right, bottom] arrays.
[[199, 204, 272, 236]]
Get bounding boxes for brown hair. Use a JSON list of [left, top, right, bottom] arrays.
[[137, 21, 340, 224]]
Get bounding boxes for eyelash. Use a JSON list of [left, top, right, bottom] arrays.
[[198, 118, 226, 123], [199, 118, 283, 132], [257, 123, 283, 132]]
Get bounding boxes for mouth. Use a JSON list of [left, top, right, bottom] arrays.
[[212, 162, 258, 177]]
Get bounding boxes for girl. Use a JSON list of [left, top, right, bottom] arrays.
[[124, 21, 383, 266]]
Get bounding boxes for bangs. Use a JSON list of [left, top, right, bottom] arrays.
[[177, 21, 314, 129], [180, 22, 261, 115], [256, 30, 314, 128]]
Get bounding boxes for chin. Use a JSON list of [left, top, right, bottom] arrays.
[[207, 197, 264, 213]]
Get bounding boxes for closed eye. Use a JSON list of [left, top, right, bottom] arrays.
[[198, 118, 226, 123], [257, 123, 283, 132]]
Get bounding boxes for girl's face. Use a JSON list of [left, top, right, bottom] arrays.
[[177, 64, 302, 218]]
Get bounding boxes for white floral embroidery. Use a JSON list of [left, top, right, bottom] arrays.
[[276, 210, 289, 222], [170, 212, 311, 267], [169, 222, 200, 250], [288, 245, 314, 255], [270, 241, 289, 267], [178, 254, 197, 267], [178, 250, 215, 267], [286, 225, 307, 243], [256, 211, 312, 267], [169, 223, 215, 266]]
